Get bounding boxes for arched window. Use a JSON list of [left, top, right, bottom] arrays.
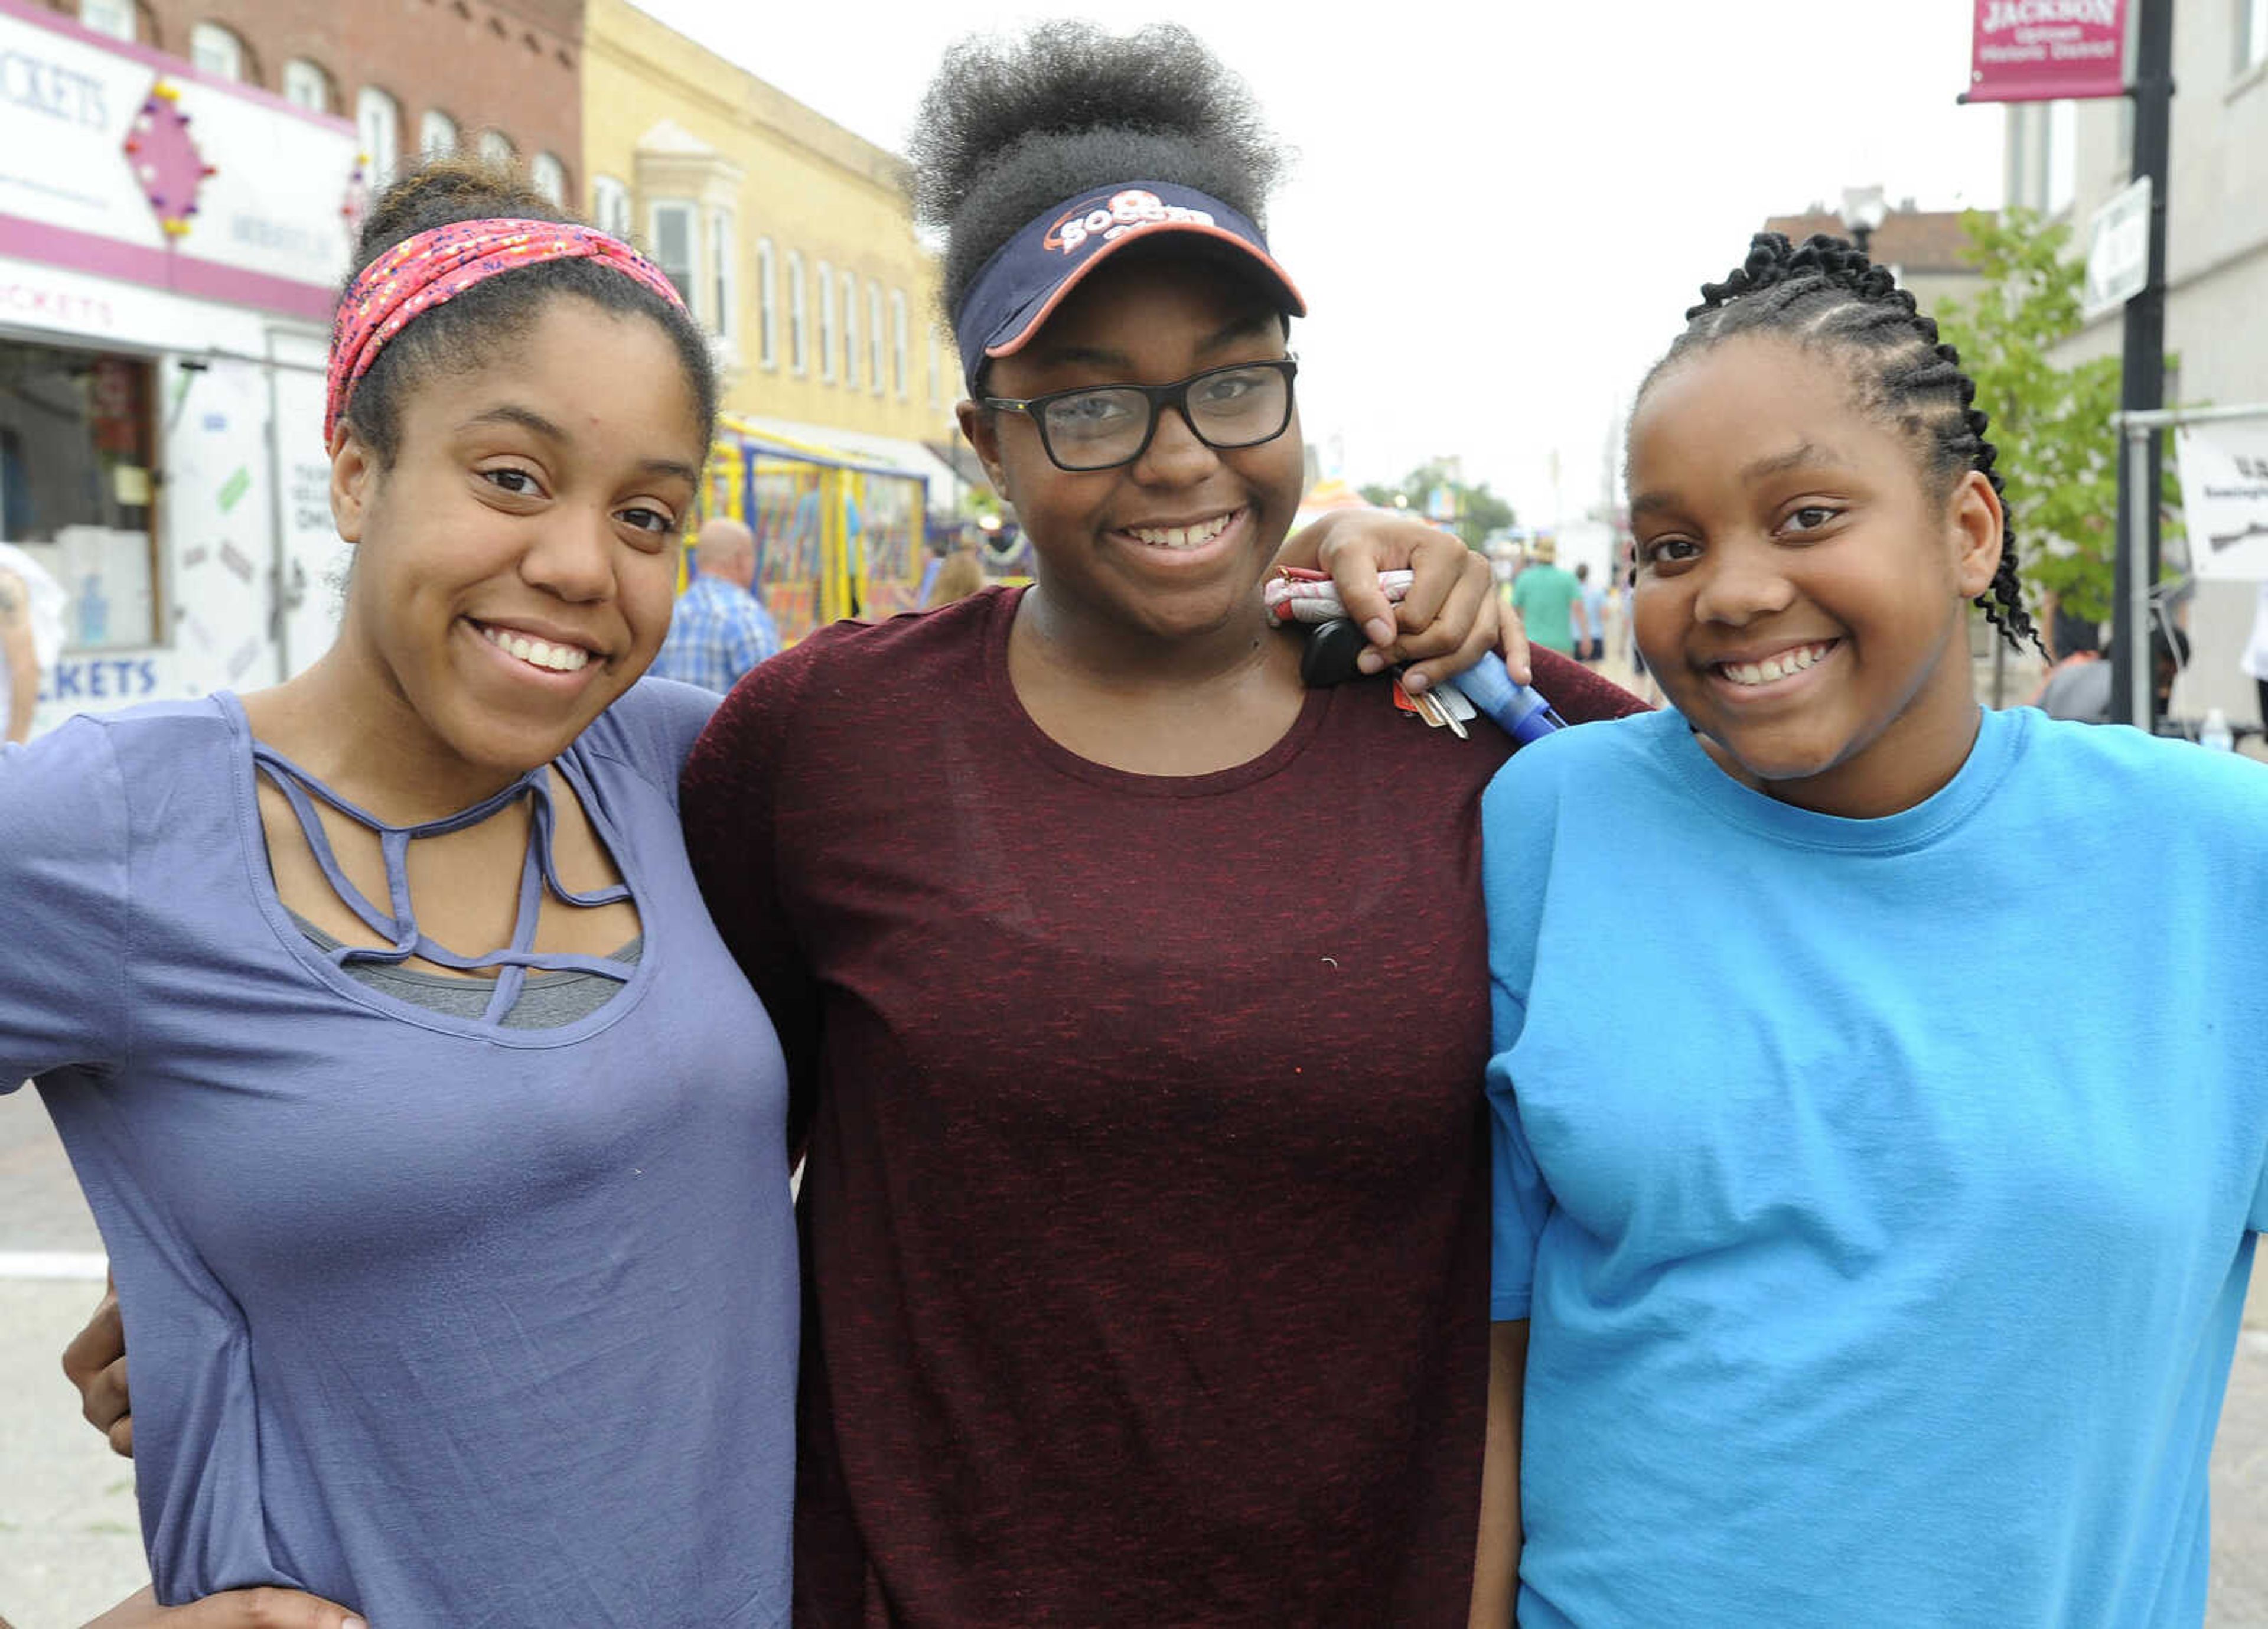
[[190, 22, 247, 82], [282, 59, 332, 114], [756, 239, 778, 369], [650, 203, 697, 310], [532, 153, 568, 207], [357, 87, 402, 191], [840, 271, 859, 389], [79, 0, 135, 42], [592, 177, 632, 241], [705, 206, 735, 342], [420, 110, 458, 160], [890, 290, 908, 400], [868, 281, 885, 397], [817, 261, 837, 383], [477, 129, 515, 171], [788, 252, 808, 376]]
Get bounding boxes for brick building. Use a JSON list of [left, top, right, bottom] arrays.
[[38, 0, 582, 204]]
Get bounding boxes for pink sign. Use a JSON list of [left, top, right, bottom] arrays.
[[1968, 0, 2129, 103]]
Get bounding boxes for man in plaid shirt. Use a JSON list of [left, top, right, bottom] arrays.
[[650, 517, 782, 693]]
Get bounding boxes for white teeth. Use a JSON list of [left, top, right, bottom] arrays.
[[1719, 643, 1830, 688], [478, 623, 590, 673], [1128, 512, 1235, 549]]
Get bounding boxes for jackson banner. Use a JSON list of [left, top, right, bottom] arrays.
[[2176, 421, 2268, 582], [1966, 0, 2129, 103]]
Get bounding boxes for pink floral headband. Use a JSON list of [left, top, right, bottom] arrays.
[[324, 217, 686, 445]]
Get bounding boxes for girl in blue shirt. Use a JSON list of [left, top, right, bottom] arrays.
[[1481, 233, 2268, 1627]]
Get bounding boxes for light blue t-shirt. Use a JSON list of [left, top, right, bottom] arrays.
[[1483, 704, 2268, 1629], [1, 682, 796, 1625]]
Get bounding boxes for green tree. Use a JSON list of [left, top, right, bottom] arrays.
[[1355, 460, 1515, 550], [1931, 208, 2175, 625]]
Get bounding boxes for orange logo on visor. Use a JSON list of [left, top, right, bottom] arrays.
[[1043, 189, 1220, 256]]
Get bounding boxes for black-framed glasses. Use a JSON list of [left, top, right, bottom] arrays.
[[983, 357, 1299, 473]]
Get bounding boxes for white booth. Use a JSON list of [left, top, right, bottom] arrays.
[[0, 0, 359, 734]]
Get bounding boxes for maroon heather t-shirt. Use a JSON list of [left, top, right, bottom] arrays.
[[680, 587, 1643, 1628]]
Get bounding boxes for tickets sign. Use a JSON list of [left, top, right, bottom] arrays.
[[1967, 0, 2129, 103]]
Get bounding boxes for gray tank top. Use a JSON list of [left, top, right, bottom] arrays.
[[255, 738, 644, 1030], [294, 914, 642, 1028]]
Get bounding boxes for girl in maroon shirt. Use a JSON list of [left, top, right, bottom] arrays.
[[680, 24, 1641, 1628]]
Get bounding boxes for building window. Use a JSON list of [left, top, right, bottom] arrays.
[[78, 0, 135, 42], [706, 207, 735, 343], [532, 153, 568, 207], [191, 23, 247, 82], [650, 203, 698, 312], [929, 327, 946, 409], [0, 343, 159, 652], [2045, 100, 2076, 215], [891, 290, 909, 400], [420, 110, 458, 160], [817, 261, 837, 382], [357, 87, 401, 191], [592, 176, 631, 241], [282, 59, 331, 114], [840, 271, 859, 389], [868, 282, 885, 397], [756, 239, 778, 369], [2007, 100, 2077, 216], [2243, 0, 2268, 73], [788, 252, 807, 376], [477, 129, 515, 170]]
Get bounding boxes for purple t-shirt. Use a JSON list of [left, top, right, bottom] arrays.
[[1, 682, 795, 1624]]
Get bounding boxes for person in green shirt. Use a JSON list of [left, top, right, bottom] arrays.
[[1512, 537, 1584, 656]]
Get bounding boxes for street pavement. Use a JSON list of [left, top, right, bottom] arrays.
[[4, 1080, 2266, 1627]]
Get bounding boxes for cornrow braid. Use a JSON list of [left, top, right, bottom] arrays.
[[1639, 232, 2041, 653]]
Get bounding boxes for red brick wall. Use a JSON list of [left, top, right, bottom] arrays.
[[40, 0, 582, 198]]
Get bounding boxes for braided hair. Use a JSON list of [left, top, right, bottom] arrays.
[[1637, 232, 2039, 652]]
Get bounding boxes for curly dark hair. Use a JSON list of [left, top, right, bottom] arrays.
[[1635, 231, 2040, 652], [338, 155, 718, 466], [907, 21, 1288, 331]]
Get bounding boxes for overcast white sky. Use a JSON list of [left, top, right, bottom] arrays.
[[632, 0, 2008, 527]]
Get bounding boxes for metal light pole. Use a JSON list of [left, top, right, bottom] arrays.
[[1840, 184, 1888, 258], [2109, 0, 2174, 728]]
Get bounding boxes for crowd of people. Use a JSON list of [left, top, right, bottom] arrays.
[[2, 18, 2263, 1629]]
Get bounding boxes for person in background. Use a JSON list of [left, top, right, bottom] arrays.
[[1512, 535, 1582, 657], [0, 542, 63, 742], [2034, 618, 2188, 725], [923, 544, 985, 610], [1573, 560, 1608, 663], [649, 515, 781, 691]]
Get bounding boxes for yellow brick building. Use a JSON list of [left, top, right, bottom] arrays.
[[581, 0, 961, 483]]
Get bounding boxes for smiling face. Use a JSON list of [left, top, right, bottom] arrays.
[[330, 294, 705, 781], [1626, 335, 2003, 818], [959, 253, 1303, 653]]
